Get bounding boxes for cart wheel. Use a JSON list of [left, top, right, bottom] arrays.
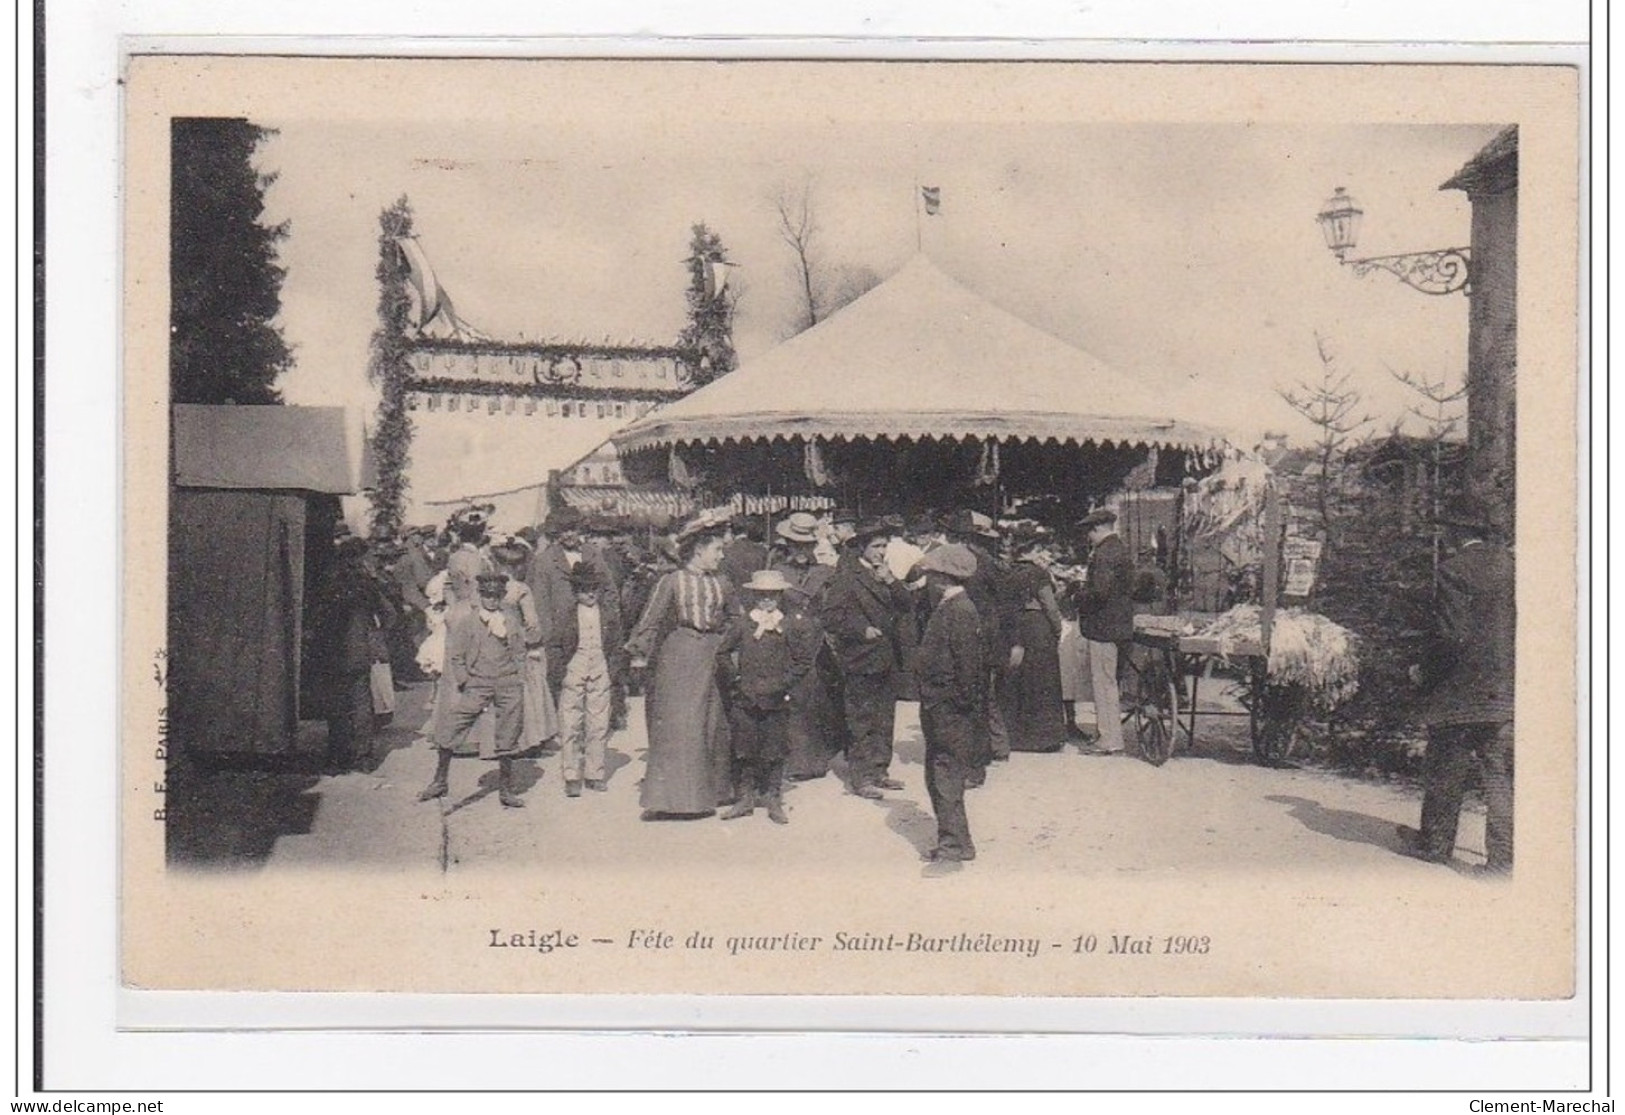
[[1134, 670, 1179, 767]]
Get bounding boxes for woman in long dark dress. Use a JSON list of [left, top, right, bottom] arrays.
[[1002, 532, 1069, 753], [626, 515, 736, 818], [769, 513, 844, 780]]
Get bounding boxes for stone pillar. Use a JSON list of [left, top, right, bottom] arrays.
[[1444, 126, 1518, 537]]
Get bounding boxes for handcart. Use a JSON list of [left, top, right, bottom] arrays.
[[1120, 614, 1300, 768]]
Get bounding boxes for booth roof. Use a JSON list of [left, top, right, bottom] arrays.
[[172, 404, 357, 493], [614, 254, 1228, 455]]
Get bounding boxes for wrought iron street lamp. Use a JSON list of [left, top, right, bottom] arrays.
[[1316, 186, 1472, 296]]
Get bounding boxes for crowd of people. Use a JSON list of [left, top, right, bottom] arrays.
[[329, 501, 1140, 865], [308, 486, 1516, 873]]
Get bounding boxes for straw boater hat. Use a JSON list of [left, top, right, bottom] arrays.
[[774, 511, 822, 544], [742, 569, 794, 594], [1077, 507, 1118, 530], [915, 543, 977, 581]]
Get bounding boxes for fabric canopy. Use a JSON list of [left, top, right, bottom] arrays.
[[614, 255, 1227, 455], [172, 404, 357, 493]]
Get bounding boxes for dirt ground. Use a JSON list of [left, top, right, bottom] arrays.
[[166, 680, 1491, 878]]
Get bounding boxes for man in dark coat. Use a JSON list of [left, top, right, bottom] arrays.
[[719, 517, 770, 591], [1399, 501, 1515, 872], [824, 516, 914, 798], [771, 512, 845, 779], [943, 510, 1014, 774], [914, 544, 986, 864], [1075, 508, 1134, 754], [309, 532, 392, 773]]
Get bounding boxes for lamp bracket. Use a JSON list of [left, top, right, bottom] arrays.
[[1343, 247, 1473, 296]]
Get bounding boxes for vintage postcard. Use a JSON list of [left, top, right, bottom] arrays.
[[121, 57, 1580, 1004]]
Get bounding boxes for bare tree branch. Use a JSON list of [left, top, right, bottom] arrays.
[[772, 177, 823, 332]]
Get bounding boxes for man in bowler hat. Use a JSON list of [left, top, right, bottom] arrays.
[[824, 515, 914, 798]]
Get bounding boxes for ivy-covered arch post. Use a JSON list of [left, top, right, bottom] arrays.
[[367, 197, 415, 539]]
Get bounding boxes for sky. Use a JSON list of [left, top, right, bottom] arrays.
[[257, 93, 1500, 449]]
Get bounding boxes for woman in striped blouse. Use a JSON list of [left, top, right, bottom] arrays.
[[626, 515, 737, 818]]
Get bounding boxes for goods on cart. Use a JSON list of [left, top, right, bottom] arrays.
[[1196, 604, 1360, 714], [1180, 454, 1276, 607]]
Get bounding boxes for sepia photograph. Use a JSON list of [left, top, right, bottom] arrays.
[[119, 57, 1579, 1002]]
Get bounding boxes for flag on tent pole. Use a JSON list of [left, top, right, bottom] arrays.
[[921, 186, 942, 216]]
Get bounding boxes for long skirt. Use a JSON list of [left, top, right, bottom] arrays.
[[1057, 618, 1091, 702], [1004, 612, 1067, 752], [641, 628, 732, 814], [520, 650, 560, 749]]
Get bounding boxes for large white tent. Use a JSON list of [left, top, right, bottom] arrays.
[[615, 255, 1227, 457]]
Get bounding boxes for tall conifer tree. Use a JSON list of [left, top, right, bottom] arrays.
[[169, 117, 292, 404]]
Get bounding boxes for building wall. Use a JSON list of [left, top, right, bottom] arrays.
[[1466, 182, 1517, 534]]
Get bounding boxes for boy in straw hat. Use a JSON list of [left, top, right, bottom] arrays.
[[716, 569, 819, 824], [913, 544, 986, 863]]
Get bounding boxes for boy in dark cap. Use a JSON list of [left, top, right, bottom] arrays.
[[943, 509, 1013, 776], [914, 544, 985, 863]]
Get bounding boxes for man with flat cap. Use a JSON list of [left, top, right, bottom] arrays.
[[1075, 507, 1133, 755], [824, 515, 913, 798], [1399, 493, 1515, 873], [914, 543, 986, 863]]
